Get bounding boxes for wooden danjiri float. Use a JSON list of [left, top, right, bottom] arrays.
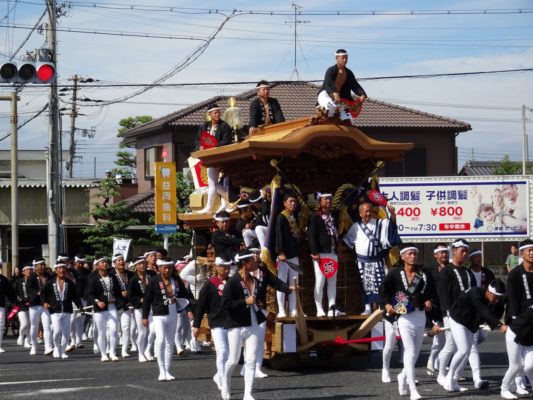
[[179, 113, 413, 369]]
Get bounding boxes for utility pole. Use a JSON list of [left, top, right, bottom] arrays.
[[67, 74, 78, 178], [522, 104, 528, 175], [0, 92, 19, 277], [45, 0, 61, 263], [286, 3, 309, 81]]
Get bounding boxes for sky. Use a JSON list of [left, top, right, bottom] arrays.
[[0, 0, 532, 179]]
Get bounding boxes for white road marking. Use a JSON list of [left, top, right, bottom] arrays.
[[11, 386, 112, 397], [0, 378, 94, 386]]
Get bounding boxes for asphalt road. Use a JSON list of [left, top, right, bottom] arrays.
[[0, 331, 530, 400]]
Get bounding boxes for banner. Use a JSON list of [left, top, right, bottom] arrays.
[[154, 162, 177, 234], [113, 238, 132, 260], [187, 156, 208, 189], [379, 176, 531, 241]]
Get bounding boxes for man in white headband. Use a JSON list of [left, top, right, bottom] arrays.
[[111, 253, 135, 358], [86, 256, 124, 362], [67, 254, 90, 350], [343, 201, 400, 315], [248, 79, 285, 136], [445, 279, 507, 393], [501, 238, 533, 399], [193, 256, 232, 390], [309, 192, 344, 317], [436, 238, 477, 390], [142, 257, 190, 381], [425, 243, 449, 376], [27, 257, 54, 355], [466, 249, 497, 389], [235, 200, 259, 248], [212, 211, 244, 263], [196, 103, 232, 214], [14, 264, 33, 349], [317, 48, 367, 125]]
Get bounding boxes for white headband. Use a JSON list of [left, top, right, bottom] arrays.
[[399, 246, 418, 255], [451, 240, 469, 249], [488, 285, 505, 297], [22, 265, 34, 271], [235, 253, 254, 262], [237, 203, 252, 209], [57, 256, 69, 262], [94, 257, 108, 264], [143, 251, 157, 257], [519, 244, 533, 252], [131, 258, 145, 267], [112, 254, 124, 262], [214, 215, 231, 222], [207, 106, 220, 113], [215, 257, 232, 266], [434, 247, 449, 254], [54, 263, 67, 269], [335, 51, 348, 56], [256, 84, 269, 89], [74, 256, 87, 263], [32, 259, 45, 266], [156, 259, 174, 267], [317, 192, 332, 200], [469, 250, 482, 258]]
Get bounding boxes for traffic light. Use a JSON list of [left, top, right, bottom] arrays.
[[0, 61, 55, 83]]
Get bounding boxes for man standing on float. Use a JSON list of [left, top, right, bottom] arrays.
[[343, 202, 400, 315]]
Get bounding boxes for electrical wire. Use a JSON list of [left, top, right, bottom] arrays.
[[0, 101, 48, 141]]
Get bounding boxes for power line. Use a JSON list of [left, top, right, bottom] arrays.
[[0, 101, 48, 141], [19, 68, 532, 92], [9, 8, 46, 60], [4, 1, 533, 16]]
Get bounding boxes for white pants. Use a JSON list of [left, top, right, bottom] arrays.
[[134, 309, 148, 357], [29, 305, 52, 349], [445, 317, 475, 389], [312, 253, 337, 315], [398, 310, 426, 393], [460, 329, 487, 383], [317, 90, 352, 121], [224, 323, 261, 398], [382, 319, 399, 372], [255, 226, 268, 249], [175, 311, 192, 351], [276, 257, 299, 316], [51, 312, 71, 356], [437, 316, 456, 379], [0, 307, 4, 349], [243, 228, 258, 248], [153, 304, 177, 376], [427, 321, 445, 370], [17, 310, 30, 345], [70, 299, 87, 346], [211, 327, 229, 384], [201, 167, 226, 213], [501, 328, 533, 392], [118, 308, 132, 354], [93, 304, 118, 357]]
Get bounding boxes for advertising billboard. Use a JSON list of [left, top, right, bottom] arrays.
[[379, 176, 531, 241]]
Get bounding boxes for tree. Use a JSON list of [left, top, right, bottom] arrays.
[[81, 171, 140, 255], [115, 115, 153, 173], [494, 155, 521, 175], [81, 116, 152, 254]]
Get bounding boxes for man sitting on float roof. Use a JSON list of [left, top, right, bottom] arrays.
[[248, 80, 285, 136], [317, 48, 367, 124]]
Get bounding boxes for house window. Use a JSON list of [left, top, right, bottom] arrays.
[[144, 146, 163, 179], [404, 148, 427, 176]]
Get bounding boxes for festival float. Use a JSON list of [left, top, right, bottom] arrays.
[[179, 106, 414, 368]]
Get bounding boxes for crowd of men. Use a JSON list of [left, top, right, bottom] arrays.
[[1, 49, 532, 400]]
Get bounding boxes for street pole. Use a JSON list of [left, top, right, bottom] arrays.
[[68, 74, 78, 178], [0, 92, 19, 277], [522, 105, 527, 175], [10, 91, 18, 278], [46, 0, 61, 263]]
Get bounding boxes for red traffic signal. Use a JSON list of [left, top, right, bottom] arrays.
[[0, 61, 55, 83]]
